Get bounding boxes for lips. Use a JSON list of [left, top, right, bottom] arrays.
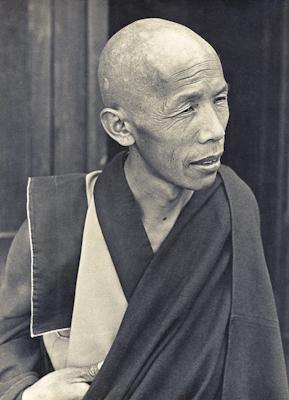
[[190, 154, 221, 166]]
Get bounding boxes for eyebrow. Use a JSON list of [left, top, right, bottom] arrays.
[[173, 91, 203, 106], [174, 82, 230, 105], [214, 82, 229, 96]]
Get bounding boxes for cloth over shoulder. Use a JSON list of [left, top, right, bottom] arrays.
[[0, 158, 288, 400]]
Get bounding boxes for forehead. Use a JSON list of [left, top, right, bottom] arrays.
[[159, 59, 226, 106], [167, 58, 224, 87]]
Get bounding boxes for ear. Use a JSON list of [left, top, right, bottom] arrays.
[[100, 108, 135, 147]]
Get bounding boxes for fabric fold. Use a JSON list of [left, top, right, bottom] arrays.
[[67, 172, 128, 367]]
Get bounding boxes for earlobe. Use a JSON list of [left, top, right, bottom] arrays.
[[100, 108, 135, 147]]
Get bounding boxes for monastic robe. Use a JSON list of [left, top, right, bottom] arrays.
[[85, 152, 232, 399], [0, 152, 288, 400]]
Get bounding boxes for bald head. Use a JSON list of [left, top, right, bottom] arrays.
[[98, 18, 220, 113]]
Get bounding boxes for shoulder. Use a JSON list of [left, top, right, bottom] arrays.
[[28, 172, 94, 210], [219, 164, 258, 205], [29, 172, 87, 190], [219, 164, 260, 224], [29, 170, 102, 199]]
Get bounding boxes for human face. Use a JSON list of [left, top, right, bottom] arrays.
[[128, 57, 229, 192]]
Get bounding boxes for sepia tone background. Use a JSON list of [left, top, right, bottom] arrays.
[[0, 0, 288, 364]]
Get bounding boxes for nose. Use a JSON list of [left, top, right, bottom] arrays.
[[197, 103, 226, 144]]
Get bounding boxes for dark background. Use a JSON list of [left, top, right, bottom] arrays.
[[0, 0, 288, 360]]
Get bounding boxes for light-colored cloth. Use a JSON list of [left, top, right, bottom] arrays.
[[42, 329, 70, 370], [43, 171, 128, 369]]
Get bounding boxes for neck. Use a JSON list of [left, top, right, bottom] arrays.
[[124, 153, 193, 223]]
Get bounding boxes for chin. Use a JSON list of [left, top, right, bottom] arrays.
[[187, 171, 218, 191]]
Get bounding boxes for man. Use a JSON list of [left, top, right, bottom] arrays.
[[0, 18, 288, 400]]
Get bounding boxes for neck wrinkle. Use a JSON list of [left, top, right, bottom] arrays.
[[124, 154, 194, 222]]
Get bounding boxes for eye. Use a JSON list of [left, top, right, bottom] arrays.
[[182, 104, 198, 114], [214, 95, 227, 105]]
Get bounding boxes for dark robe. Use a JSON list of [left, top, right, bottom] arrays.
[[1, 152, 288, 400], [88, 152, 232, 399]]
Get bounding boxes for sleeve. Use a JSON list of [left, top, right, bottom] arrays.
[[0, 221, 41, 400]]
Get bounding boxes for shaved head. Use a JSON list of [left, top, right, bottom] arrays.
[[98, 18, 220, 113], [98, 18, 228, 194]]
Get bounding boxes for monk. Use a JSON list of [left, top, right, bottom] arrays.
[[0, 18, 288, 400]]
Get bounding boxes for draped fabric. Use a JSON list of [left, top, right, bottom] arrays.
[[1, 154, 287, 400], [86, 152, 232, 400], [67, 171, 128, 368], [23, 152, 288, 399]]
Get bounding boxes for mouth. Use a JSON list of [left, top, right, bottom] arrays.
[[189, 153, 222, 166]]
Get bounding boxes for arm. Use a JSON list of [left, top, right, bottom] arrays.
[[0, 221, 41, 400], [0, 222, 99, 400]]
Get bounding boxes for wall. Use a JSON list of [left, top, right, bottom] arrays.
[[0, 0, 108, 266]]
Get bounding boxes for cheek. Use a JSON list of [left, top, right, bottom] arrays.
[[219, 107, 230, 128], [133, 119, 194, 169], [138, 133, 179, 167]]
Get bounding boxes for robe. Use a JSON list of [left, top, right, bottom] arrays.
[[86, 151, 232, 399], [0, 151, 288, 400]]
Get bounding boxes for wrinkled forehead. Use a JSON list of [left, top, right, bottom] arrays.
[[165, 58, 224, 89], [149, 54, 224, 100]]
